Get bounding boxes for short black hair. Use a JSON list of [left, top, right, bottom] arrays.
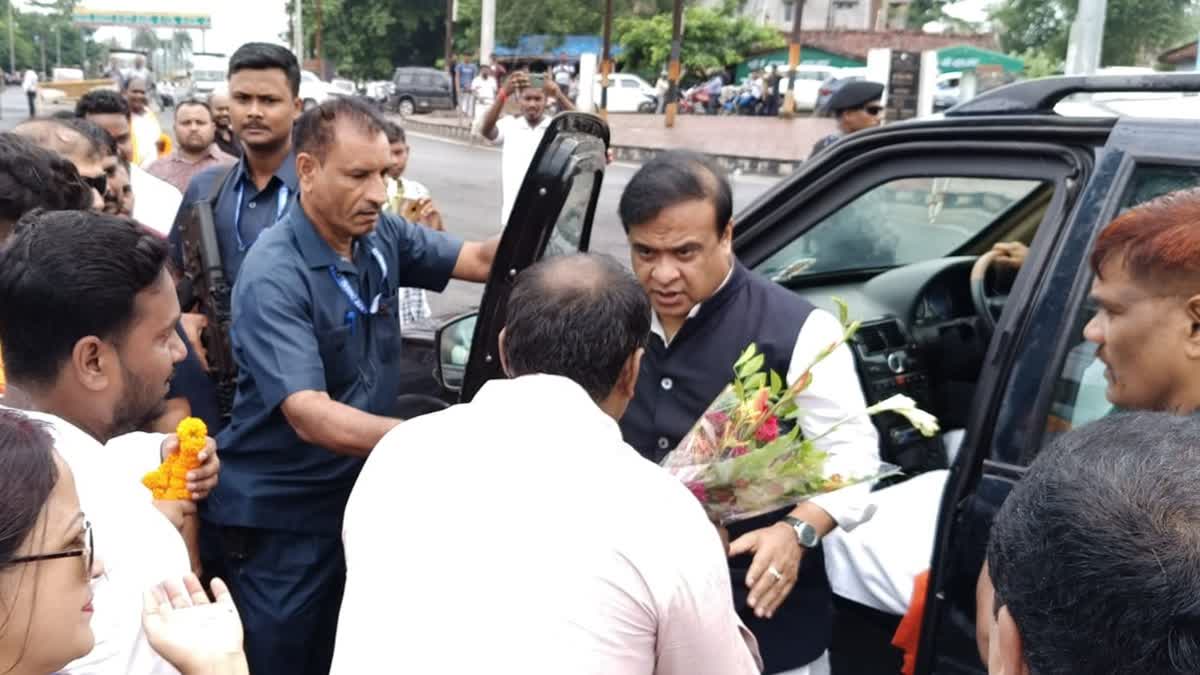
[[76, 88, 131, 120], [295, 96, 387, 162], [503, 254, 650, 402], [175, 98, 214, 120], [0, 210, 170, 386], [383, 120, 406, 145], [229, 42, 301, 97], [0, 133, 93, 234], [618, 149, 732, 236], [988, 412, 1200, 674], [61, 117, 117, 158]]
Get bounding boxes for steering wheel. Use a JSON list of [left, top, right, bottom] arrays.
[[970, 251, 1009, 339]]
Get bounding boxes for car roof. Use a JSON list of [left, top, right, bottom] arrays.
[[947, 72, 1200, 117]]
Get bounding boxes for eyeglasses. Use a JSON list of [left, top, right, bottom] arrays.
[[83, 173, 108, 196], [9, 520, 93, 581], [864, 105, 883, 116]]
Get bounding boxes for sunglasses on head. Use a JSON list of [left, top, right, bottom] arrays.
[[84, 173, 108, 195]]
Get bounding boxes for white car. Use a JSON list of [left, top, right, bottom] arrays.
[[330, 78, 358, 97], [593, 73, 658, 113], [777, 65, 839, 111], [299, 70, 336, 109]]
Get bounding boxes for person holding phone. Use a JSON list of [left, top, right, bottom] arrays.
[[479, 70, 575, 227], [810, 81, 885, 157]]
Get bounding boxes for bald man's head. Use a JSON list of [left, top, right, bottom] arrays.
[[13, 120, 106, 210], [501, 254, 650, 413]]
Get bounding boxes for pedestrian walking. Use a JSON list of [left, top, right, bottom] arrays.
[[22, 68, 38, 118]]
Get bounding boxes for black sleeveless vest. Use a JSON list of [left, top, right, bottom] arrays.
[[620, 260, 831, 672]]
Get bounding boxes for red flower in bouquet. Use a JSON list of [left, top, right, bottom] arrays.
[[754, 416, 780, 443], [730, 445, 750, 457], [686, 481, 709, 502]]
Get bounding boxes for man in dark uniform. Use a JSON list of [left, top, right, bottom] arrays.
[[617, 150, 881, 674], [203, 96, 497, 675], [811, 81, 885, 157]]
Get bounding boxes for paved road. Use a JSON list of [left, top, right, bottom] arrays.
[[404, 131, 778, 315]]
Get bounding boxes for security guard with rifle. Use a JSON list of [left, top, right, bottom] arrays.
[[168, 42, 302, 431]]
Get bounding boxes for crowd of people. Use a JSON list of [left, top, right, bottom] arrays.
[[5, 34, 1200, 675]]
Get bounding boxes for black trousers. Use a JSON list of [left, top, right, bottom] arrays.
[[26, 91, 36, 118]]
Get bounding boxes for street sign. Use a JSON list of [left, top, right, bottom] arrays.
[[72, 8, 212, 30], [885, 50, 921, 122]]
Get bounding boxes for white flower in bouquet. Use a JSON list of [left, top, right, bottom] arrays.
[[865, 394, 941, 437]]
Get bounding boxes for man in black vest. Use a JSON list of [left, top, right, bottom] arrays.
[[618, 150, 881, 674]]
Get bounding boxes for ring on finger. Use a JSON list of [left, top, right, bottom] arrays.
[[767, 565, 784, 582]]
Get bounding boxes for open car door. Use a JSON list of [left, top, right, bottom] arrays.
[[438, 112, 609, 402], [918, 115, 1200, 672]]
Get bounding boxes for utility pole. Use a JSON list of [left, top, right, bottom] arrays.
[[1065, 0, 1106, 75], [600, 0, 613, 119], [292, 1, 304, 64], [480, 0, 494, 71], [664, 0, 684, 127], [780, 0, 805, 119], [54, 26, 60, 68], [8, 0, 17, 76], [314, 0, 324, 77]]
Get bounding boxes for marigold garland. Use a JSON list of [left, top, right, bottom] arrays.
[[142, 417, 207, 500]]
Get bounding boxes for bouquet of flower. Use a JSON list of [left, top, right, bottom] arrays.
[[143, 417, 207, 500], [662, 300, 939, 524]]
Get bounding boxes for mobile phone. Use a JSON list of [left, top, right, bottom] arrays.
[[530, 73, 545, 89]]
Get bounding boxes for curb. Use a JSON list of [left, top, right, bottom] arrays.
[[396, 115, 802, 178]]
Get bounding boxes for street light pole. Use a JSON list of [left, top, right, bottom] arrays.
[[600, 0, 612, 119], [8, 1, 16, 76], [780, 0, 805, 118], [292, 0, 304, 63], [664, 0, 683, 128], [55, 27, 60, 68]]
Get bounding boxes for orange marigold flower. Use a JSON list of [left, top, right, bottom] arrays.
[[142, 417, 207, 500]]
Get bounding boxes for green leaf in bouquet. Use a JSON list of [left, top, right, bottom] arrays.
[[770, 370, 784, 396], [745, 372, 767, 393], [834, 296, 850, 328], [775, 397, 799, 420], [734, 343, 759, 370], [737, 353, 766, 380]]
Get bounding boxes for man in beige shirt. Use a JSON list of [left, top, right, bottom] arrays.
[[148, 99, 235, 192], [334, 254, 762, 674]]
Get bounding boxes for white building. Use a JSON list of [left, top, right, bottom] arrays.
[[697, 0, 912, 33]]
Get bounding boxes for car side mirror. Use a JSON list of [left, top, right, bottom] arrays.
[[435, 313, 478, 391]]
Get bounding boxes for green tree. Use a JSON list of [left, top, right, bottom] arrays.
[[451, 0, 676, 57], [991, 0, 1200, 67], [615, 3, 784, 81], [285, 0, 444, 79], [906, 0, 951, 28]]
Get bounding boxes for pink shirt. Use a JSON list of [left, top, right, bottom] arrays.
[[333, 374, 762, 674], [146, 145, 235, 192]]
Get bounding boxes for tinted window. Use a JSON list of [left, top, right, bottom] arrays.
[[395, 73, 415, 86], [755, 176, 1046, 280]]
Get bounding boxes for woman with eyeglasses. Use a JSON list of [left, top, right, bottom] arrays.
[[0, 408, 101, 674], [0, 408, 249, 675]]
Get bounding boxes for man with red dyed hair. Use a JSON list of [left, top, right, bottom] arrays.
[[1084, 188, 1200, 412], [973, 188, 1200, 666]]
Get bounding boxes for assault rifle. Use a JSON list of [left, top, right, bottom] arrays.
[[178, 168, 236, 420]]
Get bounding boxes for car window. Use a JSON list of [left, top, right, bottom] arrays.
[[418, 74, 437, 88], [1043, 164, 1200, 438], [754, 176, 1046, 281], [395, 73, 414, 87], [302, 71, 319, 83], [621, 78, 640, 88]]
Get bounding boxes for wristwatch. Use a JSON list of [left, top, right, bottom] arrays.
[[782, 516, 821, 548]]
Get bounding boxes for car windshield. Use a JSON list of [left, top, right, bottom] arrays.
[[755, 176, 1046, 281]]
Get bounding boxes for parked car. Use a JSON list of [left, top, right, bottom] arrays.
[[189, 53, 228, 102], [330, 78, 358, 97], [299, 70, 336, 109], [778, 64, 839, 111], [933, 70, 962, 111], [390, 66, 454, 116], [395, 73, 1200, 673], [364, 80, 393, 103], [592, 73, 658, 113]]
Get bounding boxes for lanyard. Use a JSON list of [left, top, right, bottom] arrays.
[[233, 180, 290, 252], [328, 245, 389, 320]]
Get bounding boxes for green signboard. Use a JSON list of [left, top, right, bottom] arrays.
[[737, 47, 865, 81], [937, 45, 1024, 73], [72, 9, 212, 29]]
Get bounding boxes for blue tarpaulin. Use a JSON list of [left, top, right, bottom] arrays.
[[493, 35, 622, 62]]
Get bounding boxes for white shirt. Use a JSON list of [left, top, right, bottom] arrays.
[[470, 75, 497, 107], [131, 112, 164, 169], [650, 265, 882, 532], [491, 114, 552, 226], [333, 375, 762, 675], [22, 69, 37, 93], [0, 407, 187, 675], [130, 164, 183, 236]]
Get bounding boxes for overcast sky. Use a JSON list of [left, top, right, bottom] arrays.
[[17, 0, 289, 55]]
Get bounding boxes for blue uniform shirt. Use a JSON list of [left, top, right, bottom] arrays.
[[166, 150, 299, 431], [206, 200, 463, 534], [168, 148, 299, 287]]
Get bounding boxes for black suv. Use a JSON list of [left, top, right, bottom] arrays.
[[398, 74, 1200, 673], [389, 66, 454, 117]]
